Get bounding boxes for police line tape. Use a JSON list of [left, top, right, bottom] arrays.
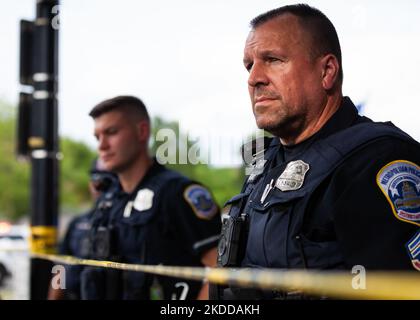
[[31, 252, 420, 300]]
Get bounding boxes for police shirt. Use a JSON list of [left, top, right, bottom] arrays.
[[59, 210, 93, 299], [88, 160, 221, 299], [239, 97, 420, 272]]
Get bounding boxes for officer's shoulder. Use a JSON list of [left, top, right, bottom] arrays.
[[337, 133, 420, 180], [160, 168, 219, 218], [159, 166, 191, 189]]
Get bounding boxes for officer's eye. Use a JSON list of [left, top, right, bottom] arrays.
[[266, 57, 280, 63], [106, 127, 118, 135], [245, 62, 253, 72]]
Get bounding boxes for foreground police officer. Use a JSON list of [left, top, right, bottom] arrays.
[[48, 159, 117, 300], [82, 95, 221, 300], [213, 4, 420, 299]]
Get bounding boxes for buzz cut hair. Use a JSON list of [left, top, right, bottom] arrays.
[[89, 95, 150, 122], [250, 3, 343, 83]]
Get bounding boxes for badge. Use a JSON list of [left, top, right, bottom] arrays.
[[184, 184, 218, 220], [275, 160, 310, 191], [133, 188, 154, 212], [406, 230, 420, 271], [377, 160, 420, 226]]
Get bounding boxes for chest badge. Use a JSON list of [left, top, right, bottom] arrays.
[[133, 188, 154, 212], [275, 160, 310, 191]]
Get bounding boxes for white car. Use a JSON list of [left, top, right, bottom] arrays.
[[0, 222, 29, 287]]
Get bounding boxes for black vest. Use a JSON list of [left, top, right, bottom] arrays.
[[81, 166, 201, 300], [225, 122, 414, 270]]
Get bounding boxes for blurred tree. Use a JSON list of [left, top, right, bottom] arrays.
[[0, 100, 96, 220], [0, 100, 30, 221]]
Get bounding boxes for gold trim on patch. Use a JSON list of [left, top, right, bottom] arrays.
[[376, 160, 420, 227]]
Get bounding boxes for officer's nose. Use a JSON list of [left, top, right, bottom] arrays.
[[248, 62, 269, 88], [98, 136, 109, 151]]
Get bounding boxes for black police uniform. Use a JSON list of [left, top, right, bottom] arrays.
[[58, 171, 118, 299], [215, 97, 420, 299], [81, 160, 221, 300], [59, 210, 94, 299]]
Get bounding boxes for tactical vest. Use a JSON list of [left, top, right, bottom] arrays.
[[81, 166, 202, 300], [216, 122, 415, 299]]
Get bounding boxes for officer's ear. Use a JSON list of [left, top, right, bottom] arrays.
[[320, 53, 340, 91], [136, 120, 150, 143]]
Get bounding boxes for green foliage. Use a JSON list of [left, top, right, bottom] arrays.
[[0, 101, 30, 220], [60, 137, 96, 213], [0, 100, 96, 220]]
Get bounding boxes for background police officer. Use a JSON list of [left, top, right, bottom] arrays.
[[48, 159, 117, 300], [83, 95, 221, 300], [214, 4, 420, 299]]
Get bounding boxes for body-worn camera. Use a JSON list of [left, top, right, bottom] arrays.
[[217, 213, 249, 267], [92, 226, 115, 260]]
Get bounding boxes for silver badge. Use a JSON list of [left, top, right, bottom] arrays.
[[275, 160, 310, 191], [133, 188, 154, 212]]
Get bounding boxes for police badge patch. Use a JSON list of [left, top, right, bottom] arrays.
[[376, 160, 420, 226], [184, 184, 218, 220], [275, 160, 310, 191], [406, 230, 420, 271]]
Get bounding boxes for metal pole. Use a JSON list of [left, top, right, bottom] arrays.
[[22, 0, 60, 300]]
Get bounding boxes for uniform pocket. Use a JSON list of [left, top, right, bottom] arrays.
[[246, 190, 302, 267], [295, 234, 344, 269]]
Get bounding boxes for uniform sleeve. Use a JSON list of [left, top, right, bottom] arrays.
[[162, 180, 222, 257], [330, 138, 420, 270]]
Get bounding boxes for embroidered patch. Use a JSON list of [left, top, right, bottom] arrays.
[[406, 230, 420, 271], [133, 188, 154, 212], [275, 160, 310, 191], [184, 184, 218, 220], [376, 160, 420, 226]]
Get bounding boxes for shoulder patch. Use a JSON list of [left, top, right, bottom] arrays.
[[183, 184, 218, 220], [376, 160, 420, 226], [406, 230, 420, 271]]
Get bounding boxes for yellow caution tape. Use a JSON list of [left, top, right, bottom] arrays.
[[32, 253, 420, 300], [30, 226, 57, 254]]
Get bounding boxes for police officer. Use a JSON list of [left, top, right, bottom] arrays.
[[214, 4, 420, 299], [48, 159, 117, 300], [82, 95, 221, 300]]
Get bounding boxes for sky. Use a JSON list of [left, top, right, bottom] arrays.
[[1, 0, 419, 166]]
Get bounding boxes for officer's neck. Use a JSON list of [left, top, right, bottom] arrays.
[[280, 93, 342, 146], [118, 155, 153, 194]]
